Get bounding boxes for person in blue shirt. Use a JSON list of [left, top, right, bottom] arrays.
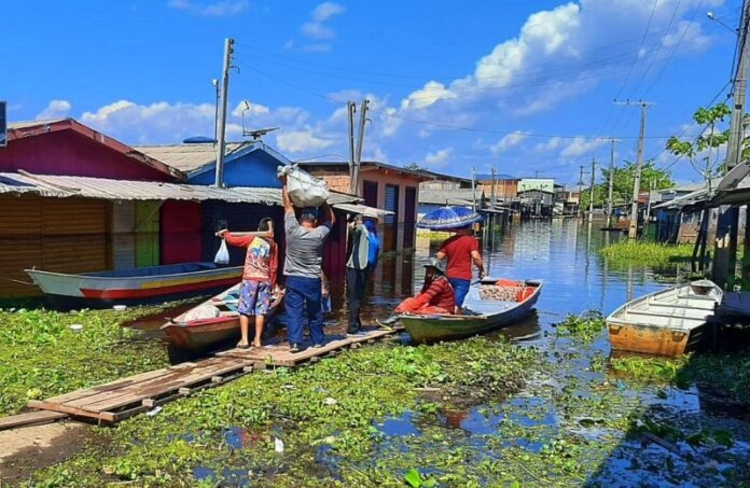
[[345, 215, 381, 335]]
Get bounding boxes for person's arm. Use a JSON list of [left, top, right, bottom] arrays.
[[320, 201, 335, 228], [269, 243, 278, 291], [418, 279, 446, 307], [471, 250, 485, 279], [279, 175, 294, 215], [436, 250, 446, 261], [216, 230, 254, 248]]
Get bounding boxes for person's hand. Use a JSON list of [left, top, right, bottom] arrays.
[[478, 269, 486, 279], [278, 173, 287, 184], [215, 229, 228, 238]]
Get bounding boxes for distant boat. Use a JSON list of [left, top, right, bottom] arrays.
[[397, 278, 542, 343], [161, 282, 284, 352], [26, 262, 243, 308], [606, 280, 722, 356]]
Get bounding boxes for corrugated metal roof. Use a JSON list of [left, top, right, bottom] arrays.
[[419, 189, 483, 206], [135, 142, 250, 173], [8, 118, 68, 130], [0, 172, 360, 207]]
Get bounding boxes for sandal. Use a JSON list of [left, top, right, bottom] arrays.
[[237, 342, 251, 349]]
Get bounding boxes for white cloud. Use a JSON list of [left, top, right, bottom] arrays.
[[392, 0, 716, 121], [276, 130, 335, 153], [80, 100, 221, 144], [490, 131, 529, 154], [534, 137, 563, 153], [167, 0, 248, 16], [424, 148, 453, 168], [36, 100, 72, 120], [293, 2, 345, 51], [559, 137, 607, 158]]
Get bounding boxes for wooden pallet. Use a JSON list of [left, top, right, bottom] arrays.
[[217, 327, 397, 367], [28, 357, 253, 423]]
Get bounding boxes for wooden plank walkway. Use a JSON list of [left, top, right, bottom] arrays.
[[217, 327, 397, 367], [24, 327, 398, 425], [28, 357, 253, 423], [0, 411, 69, 431]]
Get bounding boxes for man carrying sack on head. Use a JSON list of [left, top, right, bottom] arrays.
[[279, 173, 335, 353]]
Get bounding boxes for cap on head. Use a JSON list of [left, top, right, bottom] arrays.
[[423, 257, 445, 275], [300, 207, 319, 221]]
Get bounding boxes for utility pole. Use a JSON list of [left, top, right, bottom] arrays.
[[352, 99, 369, 197], [490, 165, 497, 207], [605, 138, 621, 227], [347, 102, 357, 194], [714, 0, 750, 289], [615, 100, 654, 239], [214, 38, 235, 188], [471, 166, 477, 211], [578, 165, 585, 217], [588, 158, 596, 223]]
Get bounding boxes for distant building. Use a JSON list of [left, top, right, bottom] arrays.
[[296, 161, 431, 252]]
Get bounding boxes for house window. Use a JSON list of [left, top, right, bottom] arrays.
[[363, 180, 378, 208], [403, 186, 416, 248], [384, 184, 399, 252]]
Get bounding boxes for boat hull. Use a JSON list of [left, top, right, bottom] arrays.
[[26, 262, 243, 308], [606, 281, 722, 357], [400, 279, 542, 343], [161, 283, 284, 352]]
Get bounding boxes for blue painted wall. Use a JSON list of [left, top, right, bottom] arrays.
[[188, 149, 282, 188]]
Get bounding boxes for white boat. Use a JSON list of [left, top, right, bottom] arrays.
[[26, 262, 243, 308], [606, 280, 723, 356]]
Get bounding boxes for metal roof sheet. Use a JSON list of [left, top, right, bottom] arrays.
[[8, 118, 68, 130], [135, 142, 250, 173], [419, 189, 483, 206], [0, 172, 360, 208]]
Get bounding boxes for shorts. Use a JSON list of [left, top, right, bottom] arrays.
[[448, 277, 471, 307], [238, 280, 273, 316]]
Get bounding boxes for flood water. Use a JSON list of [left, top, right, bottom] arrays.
[[327, 218, 667, 340], [166, 218, 750, 486]]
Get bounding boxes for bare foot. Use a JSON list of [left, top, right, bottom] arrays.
[[237, 341, 251, 349], [252, 341, 262, 348]]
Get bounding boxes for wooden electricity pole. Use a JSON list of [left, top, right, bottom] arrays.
[[588, 158, 596, 223], [615, 100, 654, 239]]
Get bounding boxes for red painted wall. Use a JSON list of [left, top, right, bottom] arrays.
[[161, 201, 203, 264], [0, 131, 172, 181]]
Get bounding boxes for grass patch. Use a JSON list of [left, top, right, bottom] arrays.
[[0, 306, 173, 415], [599, 241, 694, 267]]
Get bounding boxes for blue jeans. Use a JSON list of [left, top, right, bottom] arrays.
[[284, 275, 325, 345], [448, 277, 471, 308]]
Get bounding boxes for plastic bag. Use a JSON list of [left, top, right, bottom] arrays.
[[278, 165, 330, 208], [214, 239, 230, 264]]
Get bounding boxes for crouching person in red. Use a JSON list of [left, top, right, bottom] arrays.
[[379, 259, 454, 328]]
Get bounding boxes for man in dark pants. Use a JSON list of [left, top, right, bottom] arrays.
[[345, 214, 371, 335], [280, 176, 335, 352]]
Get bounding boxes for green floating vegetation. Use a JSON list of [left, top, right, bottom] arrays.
[[27, 338, 543, 487], [0, 306, 172, 416], [599, 241, 694, 266], [609, 355, 689, 384], [553, 310, 606, 343]]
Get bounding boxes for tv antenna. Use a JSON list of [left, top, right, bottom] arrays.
[[240, 100, 279, 140]]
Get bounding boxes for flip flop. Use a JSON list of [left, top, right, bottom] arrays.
[[236, 342, 251, 349]]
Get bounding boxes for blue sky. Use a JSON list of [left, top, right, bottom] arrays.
[[1, 0, 744, 186]]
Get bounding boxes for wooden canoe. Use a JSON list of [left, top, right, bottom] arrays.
[[398, 278, 543, 343], [161, 282, 284, 351], [25, 262, 243, 308], [606, 280, 723, 356]]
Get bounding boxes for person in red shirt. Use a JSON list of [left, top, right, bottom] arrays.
[[437, 225, 485, 312], [216, 217, 278, 349], [393, 259, 455, 315]]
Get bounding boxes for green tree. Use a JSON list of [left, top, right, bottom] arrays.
[[665, 103, 731, 192], [580, 161, 673, 210]]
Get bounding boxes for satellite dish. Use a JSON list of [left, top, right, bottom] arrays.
[[243, 126, 280, 141], [716, 163, 750, 192]]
